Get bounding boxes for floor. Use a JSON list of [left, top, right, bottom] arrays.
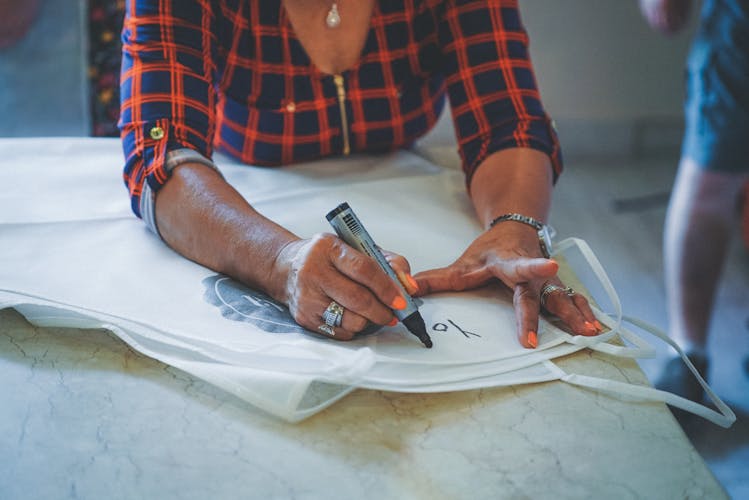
[[549, 154, 749, 499]]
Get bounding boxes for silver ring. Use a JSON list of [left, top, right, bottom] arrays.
[[322, 300, 344, 327], [317, 324, 336, 337], [540, 283, 575, 308]]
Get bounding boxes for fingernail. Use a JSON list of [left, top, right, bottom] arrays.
[[584, 321, 598, 335], [527, 331, 538, 348], [388, 317, 398, 327], [390, 295, 407, 310], [405, 273, 419, 293], [594, 320, 603, 332], [396, 271, 419, 295]]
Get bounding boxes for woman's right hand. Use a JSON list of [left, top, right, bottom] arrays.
[[273, 233, 409, 340], [156, 163, 409, 340]]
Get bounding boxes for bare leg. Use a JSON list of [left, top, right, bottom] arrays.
[[663, 157, 748, 351]]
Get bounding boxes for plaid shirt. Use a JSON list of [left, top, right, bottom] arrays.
[[120, 0, 562, 218]]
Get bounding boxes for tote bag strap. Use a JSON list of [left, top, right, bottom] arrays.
[[552, 237, 656, 358], [578, 311, 657, 358], [545, 315, 736, 428]]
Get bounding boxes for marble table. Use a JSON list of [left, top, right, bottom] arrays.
[[0, 305, 725, 499]]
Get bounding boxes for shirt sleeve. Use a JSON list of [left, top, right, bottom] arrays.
[[438, 0, 563, 186], [119, 0, 220, 219]]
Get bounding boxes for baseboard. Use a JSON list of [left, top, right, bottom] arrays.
[[555, 116, 684, 161]]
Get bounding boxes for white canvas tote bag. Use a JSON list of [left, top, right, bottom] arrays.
[[0, 139, 735, 424]]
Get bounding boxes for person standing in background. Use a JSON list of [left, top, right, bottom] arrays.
[[639, 0, 749, 401]]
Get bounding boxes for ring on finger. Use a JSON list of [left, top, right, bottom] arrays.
[[317, 324, 336, 337], [540, 283, 576, 308], [322, 300, 345, 327]]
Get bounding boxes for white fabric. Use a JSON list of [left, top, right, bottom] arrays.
[[0, 138, 735, 425]]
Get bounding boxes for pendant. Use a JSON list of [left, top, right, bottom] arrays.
[[326, 2, 341, 28]]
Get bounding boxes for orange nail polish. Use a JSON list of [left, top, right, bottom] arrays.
[[584, 321, 598, 335], [594, 320, 603, 331], [396, 271, 419, 295], [390, 295, 407, 310], [405, 273, 419, 293], [527, 331, 538, 348], [388, 317, 398, 327]]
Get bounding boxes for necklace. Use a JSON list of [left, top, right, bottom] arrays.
[[326, 2, 341, 28]]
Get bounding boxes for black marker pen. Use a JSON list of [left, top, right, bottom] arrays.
[[326, 202, 433, 348]]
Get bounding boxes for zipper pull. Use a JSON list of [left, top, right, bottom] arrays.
[[333, 74, 350, 155]]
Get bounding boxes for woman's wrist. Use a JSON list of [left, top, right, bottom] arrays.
[[155, 162, 300, 301], [262, 237, 305, 305], [488, 213, 553, 258], [468, 148, 553, 228], [218, 218, 302, 304]]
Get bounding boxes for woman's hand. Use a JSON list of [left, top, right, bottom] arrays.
[[410, 147, 602, 349], [274, 233, 410, 340], [412, 221, 601, 348], [157, 163, 408, 341]]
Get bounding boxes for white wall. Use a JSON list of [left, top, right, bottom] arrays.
[[520, 0, 698, 158]]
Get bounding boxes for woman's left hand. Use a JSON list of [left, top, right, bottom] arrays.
[[411, 219, 601, 348]]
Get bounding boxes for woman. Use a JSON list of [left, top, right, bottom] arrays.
[[640, 0, 749, 401], [120, 0, 602, 348]]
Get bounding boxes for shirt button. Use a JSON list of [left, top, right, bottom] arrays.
[[149, 126, 165, 140], [285, 102, 296, 113]]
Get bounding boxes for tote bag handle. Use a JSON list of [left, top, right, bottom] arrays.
[[548, 316, 736, 428]]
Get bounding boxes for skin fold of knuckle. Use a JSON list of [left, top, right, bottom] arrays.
[[515, 285, 537, 303], [337, 246, 368, 276], [349, 316, 369, 333], [350, 292, 377, 316], [447, 268, 470, 291]]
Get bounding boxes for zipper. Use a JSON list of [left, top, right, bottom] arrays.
[[333, 74, 350, 155]]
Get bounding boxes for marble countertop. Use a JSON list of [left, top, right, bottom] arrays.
[[0, 307, 725, 499]]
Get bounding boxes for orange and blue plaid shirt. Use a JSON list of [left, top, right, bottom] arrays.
[[120, 0, 562, 218]]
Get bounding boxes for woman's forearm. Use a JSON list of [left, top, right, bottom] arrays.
[[154, 163, 300, 302], [468, 148, 554, 228]]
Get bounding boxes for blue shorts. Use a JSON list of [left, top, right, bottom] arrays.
[[682, 0, 749, 173]]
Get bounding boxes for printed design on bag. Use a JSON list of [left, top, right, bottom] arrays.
[[202, 274, 307, 334], [432, 319, 481, 339]]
